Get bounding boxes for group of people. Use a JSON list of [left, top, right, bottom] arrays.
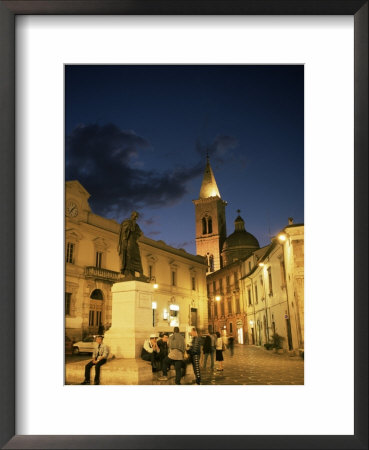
[[79, 328, 234, 386], [142, 327, 234, 385]]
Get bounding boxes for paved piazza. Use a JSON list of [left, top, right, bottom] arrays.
[[154, 344, 304, 386]]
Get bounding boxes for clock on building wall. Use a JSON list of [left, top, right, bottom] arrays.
[[66, 200, 79, 218]]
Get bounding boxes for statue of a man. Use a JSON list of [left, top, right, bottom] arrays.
[[117, 211, 144, 278]]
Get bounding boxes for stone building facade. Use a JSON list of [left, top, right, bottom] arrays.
[[65, 180, 208, 341], [241, 224, 304, 351]]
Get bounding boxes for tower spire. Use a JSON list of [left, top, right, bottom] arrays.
[[199, 156, 221, 199]]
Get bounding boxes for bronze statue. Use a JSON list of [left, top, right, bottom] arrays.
[[118, 211, 144, 279]]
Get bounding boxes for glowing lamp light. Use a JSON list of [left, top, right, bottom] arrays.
[[249, 320, 254, 327], [163, 309, 168, 319], [169, 304, 179, 311], [215, 295, 221, 301], [258, 263, 265, 267], [278, 233, 287, 242], [152, 302, 157, 309], [153, 283, 159, 289]]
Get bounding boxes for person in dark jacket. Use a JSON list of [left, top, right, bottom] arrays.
[[202, 334, 213, 370], [188, 327, 201, 385], [228, 335, 235, 356], [157, 333, 169, 370]]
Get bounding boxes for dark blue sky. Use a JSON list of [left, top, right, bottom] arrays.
[[65, 65, 304, 254]]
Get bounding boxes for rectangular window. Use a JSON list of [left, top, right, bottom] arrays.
[[149, 265, 153, 279], [230, 322, 233, 333], [220, 299, 225, 316], [96, 251, 102, 268], [234, 272, 239, 289], [255, 285, 258, 304], [208, 302, 212, 319], [96, 311, 101, 326], [226, 275, 230, 293], [280, 261, 286, 286], [65, 292, 71, 315], [66, 242, 74, 263], [268, 267, 273, 295], [227, 298, 232, 314], [192, 276, 196, 291], [172, 271, 176, 286], [248, 289, 252, 306], [219, 279, 223, 294], [236, 297, 240, 313], [89, 310, 95, 326], [213, 281, 216, 294]]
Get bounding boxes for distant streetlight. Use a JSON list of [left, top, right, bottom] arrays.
[[215, 295, 221, 301], [258, 262, 265, 267]]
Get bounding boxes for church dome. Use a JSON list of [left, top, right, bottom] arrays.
[[221, 215, 259, 266]]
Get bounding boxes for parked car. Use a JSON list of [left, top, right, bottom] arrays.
[[72, 335, 97, 355], [65, 336, 74, 355]]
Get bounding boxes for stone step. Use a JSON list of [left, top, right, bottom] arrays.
[[66, 357, 194, 385]]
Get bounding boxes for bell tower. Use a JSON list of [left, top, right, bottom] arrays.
[[193, 157, 227, 272]]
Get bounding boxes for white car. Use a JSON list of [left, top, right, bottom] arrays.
[[72, 335, 97, 355]]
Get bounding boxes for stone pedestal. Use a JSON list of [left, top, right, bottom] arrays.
[[103, 280, 153, 358]]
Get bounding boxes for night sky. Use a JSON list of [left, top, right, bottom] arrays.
[[65, 65, 304, 254]]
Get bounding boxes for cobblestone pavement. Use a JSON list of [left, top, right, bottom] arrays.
[[153, 345, 304, 386]]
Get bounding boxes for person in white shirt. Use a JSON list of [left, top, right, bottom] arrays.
[[215, 331, 224, 371], [141, 333, 161, 372], [81, 335, 109, 385]]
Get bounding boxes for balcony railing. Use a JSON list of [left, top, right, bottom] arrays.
[[84, 266, 122, 282]]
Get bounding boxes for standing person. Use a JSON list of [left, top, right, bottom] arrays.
[[215, 331, 225, 371], [159, 327, 185, 385], [188, 328, 201, 384], [210, 332, 217, 370], [228, 335, 235, 357], [117, 211, 144, 278], [202, 334, 212, 370], [157, 333, 169, 370], [81, 335, 109, 385], [141, 334, 161, 372]]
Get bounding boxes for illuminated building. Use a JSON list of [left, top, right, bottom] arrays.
[[65, 180, 208, 341]]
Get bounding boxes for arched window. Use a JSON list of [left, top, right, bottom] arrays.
[[208, 217, 212, 234], [202, 217, 207, 234], [89, 289, 104, 332], [90, 289, 103, 300]]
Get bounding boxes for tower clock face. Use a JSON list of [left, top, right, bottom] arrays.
[[66, 201, 78, 218]]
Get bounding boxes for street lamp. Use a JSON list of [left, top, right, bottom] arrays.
[[151, 276, 159, 289]]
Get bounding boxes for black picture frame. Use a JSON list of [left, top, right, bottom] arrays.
[[0, 1, 367, 449]]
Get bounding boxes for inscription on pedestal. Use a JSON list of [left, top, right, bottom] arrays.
[[138, 292, 152, 309]]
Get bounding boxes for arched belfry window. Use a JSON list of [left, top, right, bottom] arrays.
[[202, 215, 213, 235], [208, 217, 213, 234], [202, 217, 207, 234]]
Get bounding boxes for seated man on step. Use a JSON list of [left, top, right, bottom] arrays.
[[141, 333, 161, 372], [81, 335, 109, 385]]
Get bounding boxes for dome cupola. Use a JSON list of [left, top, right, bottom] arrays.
[[221, 211, 259, 266]]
